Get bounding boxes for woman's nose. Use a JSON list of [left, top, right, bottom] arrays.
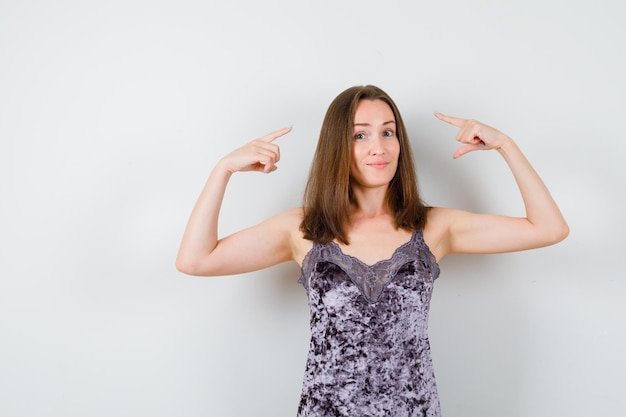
[[369, 136, 385, 155]]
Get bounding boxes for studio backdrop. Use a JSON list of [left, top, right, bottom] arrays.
[[1, 1, 624, 416]]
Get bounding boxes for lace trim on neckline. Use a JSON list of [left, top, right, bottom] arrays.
[[298, 230, 440, 303]]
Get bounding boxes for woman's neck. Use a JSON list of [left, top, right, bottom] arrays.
[[350, 186, 390, 218]]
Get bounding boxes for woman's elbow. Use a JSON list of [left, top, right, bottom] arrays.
[[546, 220, 570, 246], [175, 256, 214, 277], [175, 257, 196, 276], [558, 221, 570, 242]]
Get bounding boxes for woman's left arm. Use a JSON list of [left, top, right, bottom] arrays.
[[433, 113, 569, 258]]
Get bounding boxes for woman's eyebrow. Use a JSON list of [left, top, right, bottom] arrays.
[[353, 120, 396, 126]]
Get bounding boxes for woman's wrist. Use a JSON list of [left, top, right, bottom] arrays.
[[214, 157, 237, 176], [495, 135, 518, 157]]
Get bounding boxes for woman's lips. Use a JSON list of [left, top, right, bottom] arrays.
[[367, 162, 389, 169]]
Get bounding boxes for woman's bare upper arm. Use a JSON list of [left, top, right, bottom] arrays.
[[426, 207, 567, 260], [180, 208, 303, 277]]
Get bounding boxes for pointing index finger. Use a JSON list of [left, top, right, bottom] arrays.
[[434, 112, 466, 128], [260, 126, 293, 143]]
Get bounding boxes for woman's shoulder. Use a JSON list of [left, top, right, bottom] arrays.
[[425, 206, 466, 224], [423, 206, 457, 261], [269, 207, 305, 228], [425, 206, 447, 227], [264, 207, 313, 265], [249, 207, 304, 245], [424, 206, 484, 260]]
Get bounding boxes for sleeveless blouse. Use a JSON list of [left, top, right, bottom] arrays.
[[297, 230, 441, 417]]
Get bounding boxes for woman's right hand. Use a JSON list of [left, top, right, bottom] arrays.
[[220, 127, 292, 174]]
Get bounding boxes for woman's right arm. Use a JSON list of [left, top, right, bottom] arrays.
[[175, 127, 295, 276]]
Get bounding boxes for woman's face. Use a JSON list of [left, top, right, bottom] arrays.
[[349, 99, 400, 191]]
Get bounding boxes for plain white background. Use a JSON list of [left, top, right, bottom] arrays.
[[1, 0, 624, 416]]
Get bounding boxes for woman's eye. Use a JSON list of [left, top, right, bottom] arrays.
[[383, 130, 394, 137], [354, 133, 366, 140]]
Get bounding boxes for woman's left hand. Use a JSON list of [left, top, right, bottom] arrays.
[[435, 113, 512, 159]]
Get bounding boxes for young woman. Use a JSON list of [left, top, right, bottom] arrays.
[[176, 85, 569, 416]]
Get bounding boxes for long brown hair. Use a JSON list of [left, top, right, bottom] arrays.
[[300, 85, 429, 245]]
